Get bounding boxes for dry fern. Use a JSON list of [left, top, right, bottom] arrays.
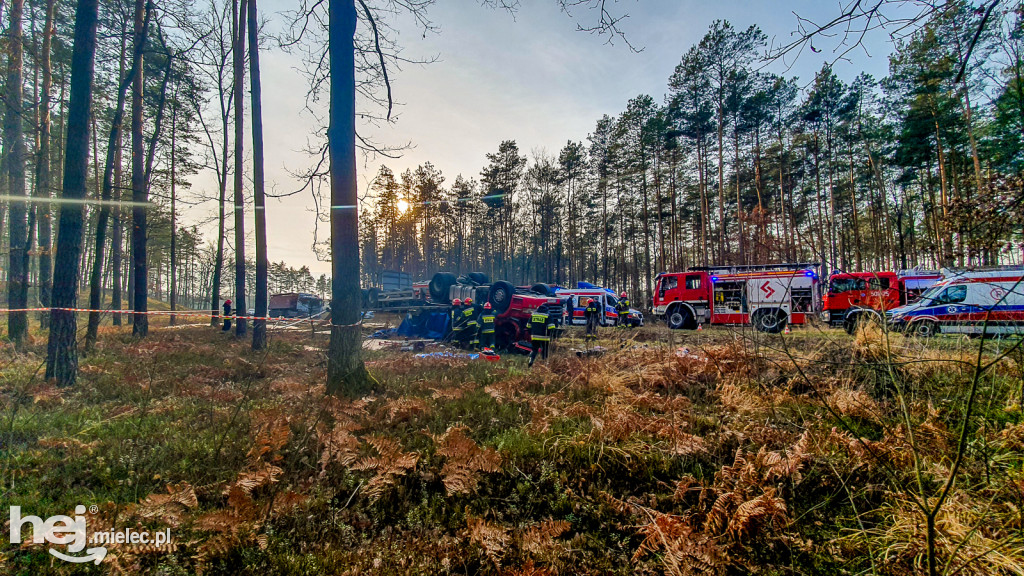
[[318, 422, 360, 473], [466, 515, 511, 567], [135, 482, 198, 526], [435, 426, 502, 495], [351, 435, 419, 502], [519, 519, 570, 554]]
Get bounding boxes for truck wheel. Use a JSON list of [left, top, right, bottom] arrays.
[[467, 272, 489, 285], [531, 283, 552, 296], [429, 272, 457, 303], [753, 309, 786, 333], [488, 280, 514, 314], [365, 288, 379, 309], [911, 319, 939, 338], [844, 312, 879, 336], [667, 307, 692, 330]]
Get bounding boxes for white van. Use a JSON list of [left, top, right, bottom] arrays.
[[887, 268, 1024, 336]]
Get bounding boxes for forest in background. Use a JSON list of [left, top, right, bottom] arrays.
[[0, 0, 330, 327], [360, 6, 1024, 305], [3, 2, 1024, 324]]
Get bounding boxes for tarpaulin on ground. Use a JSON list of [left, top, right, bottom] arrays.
[[396, 311, 450, 339], [370, 327, 398, 339]]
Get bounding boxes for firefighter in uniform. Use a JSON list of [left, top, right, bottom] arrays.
[[584, 297, 600, 339], [222, 299, 233, 332], [527, 304, 557, 367], [615, 292, 631, 327], [478, 302, 496, 351], [449, 298, 464, 342], [459, 297, 479, 348]]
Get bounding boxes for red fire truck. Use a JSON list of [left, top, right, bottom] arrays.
[[653, 263, 821, 333], [821, 269, 942, 334]]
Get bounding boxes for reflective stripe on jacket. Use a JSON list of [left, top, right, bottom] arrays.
[[480, 314, 496, 334], [527, 312, 551, 342]]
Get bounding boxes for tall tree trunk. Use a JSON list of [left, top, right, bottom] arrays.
[[248, 0, 268, 349], [640, 143, 653, 305], [848, 147, 863, 271], [210, 91, 230, 325], [170, 93, 178, 326], [45, 0, 100, 386], [934, 120, 952, 267], [111, 136, 124, 325], [698, 136, 709, 266], [231, 0, 248, 337], [86, 11, 146, 350], [327, 0, 370, 396], [130, 0, 151, 337], [36, 0, 56, 329], [734, 125, 744, 263], [716, 104, 726, 261], [5, 0, 28, 348]]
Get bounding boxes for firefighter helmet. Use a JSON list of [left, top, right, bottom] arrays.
[[464, 297, 473, 306], [483, 302, 492, 310], [452, 298, 462, 306], [225, 299, 232, 305], [620, 292, 627, 298]]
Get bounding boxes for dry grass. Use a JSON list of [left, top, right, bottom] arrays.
[[1, 324, 1022, 575]]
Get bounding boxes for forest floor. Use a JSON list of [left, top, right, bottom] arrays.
[[1, 320, 1024, 575]]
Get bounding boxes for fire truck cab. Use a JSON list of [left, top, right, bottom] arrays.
[[654, 263, 821, 333], [821, 269, 941, 333]]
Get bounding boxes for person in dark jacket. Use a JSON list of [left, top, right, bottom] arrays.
[[527, 304, 557, 367], [615, 292, 631, 327], [222, 299, 233, 332], [456, 297, 478, 348], [584, 297, 601, 339], [449, 298, 464, 342], [478, 302, 496, 351]]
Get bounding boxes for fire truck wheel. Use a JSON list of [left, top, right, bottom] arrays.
[[753, 308, 787, 333], [531, 283, 553, 296], [467, 272, 490, 285], [429, 272, 458, 303], [911, 319, 939, 338], [667, 307, 692, 330], [844, 312, 879, 336], [488, 281, 515, 314]]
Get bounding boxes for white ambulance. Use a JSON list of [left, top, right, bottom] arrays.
[[887, 267, 1024, 336]]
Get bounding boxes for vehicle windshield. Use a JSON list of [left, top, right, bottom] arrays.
[[829, 277, 866, 293], [918, 285, 945, 303]]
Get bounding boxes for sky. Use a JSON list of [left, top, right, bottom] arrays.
[[193, 0, 899, 277]]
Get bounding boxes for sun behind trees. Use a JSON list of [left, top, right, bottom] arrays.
[[359, 11, 1024, 311]]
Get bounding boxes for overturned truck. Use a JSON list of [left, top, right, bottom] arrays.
[[427, 272, 566, 349]]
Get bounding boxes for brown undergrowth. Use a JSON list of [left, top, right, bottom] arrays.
[[1, 326, 1022, 575]]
